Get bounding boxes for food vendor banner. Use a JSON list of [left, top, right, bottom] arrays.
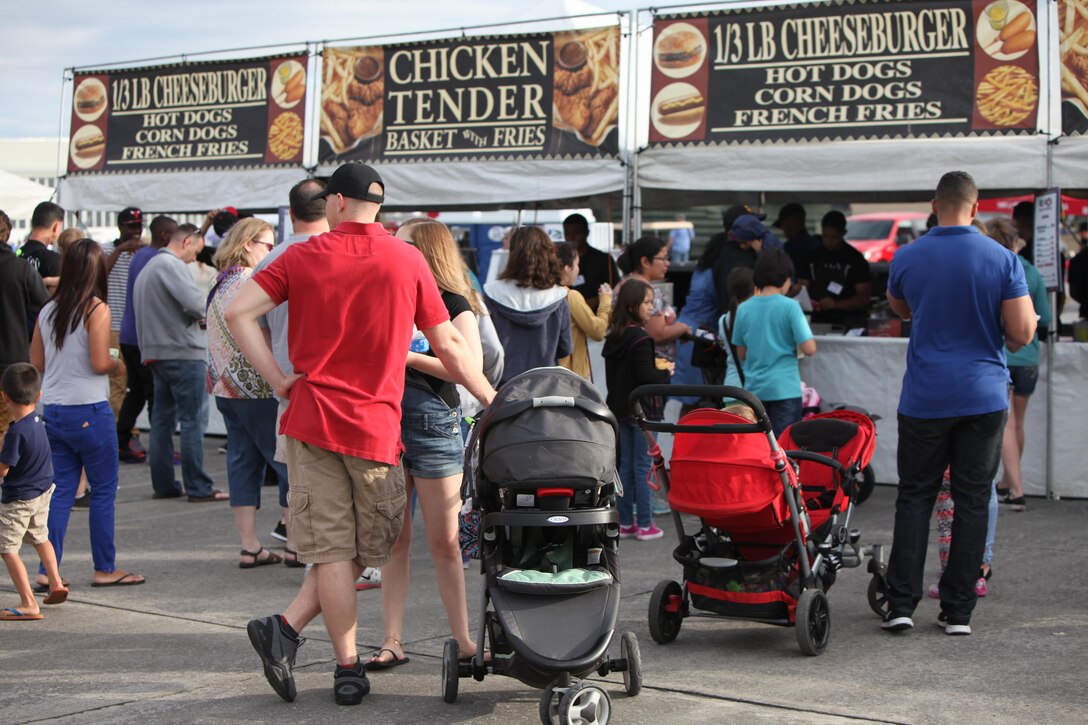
[[647, 0, 1042, 146], [1059, 0, 1088, 135], [318, 26, 621, 163], [67, 54, 308, 173]]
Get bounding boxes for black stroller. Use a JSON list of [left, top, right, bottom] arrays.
[[448, 367, 642, 725]]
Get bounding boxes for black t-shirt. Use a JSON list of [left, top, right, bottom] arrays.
[[572, 247, 620, 303], [405, 290, 473, 408], [802, 243, 872, 328], [1, 246, 49, 363], [19, 240, 61, 279]]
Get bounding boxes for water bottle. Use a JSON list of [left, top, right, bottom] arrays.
[[410, 331, 430, 354]]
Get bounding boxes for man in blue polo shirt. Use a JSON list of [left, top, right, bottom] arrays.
[[883, 171, 1036, 636]]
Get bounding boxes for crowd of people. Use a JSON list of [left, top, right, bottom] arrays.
[[0, 164, 1074, 696]]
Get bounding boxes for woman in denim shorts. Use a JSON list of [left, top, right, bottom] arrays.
[[989, 219, 1052, 513], [368, 220, 486, 670]]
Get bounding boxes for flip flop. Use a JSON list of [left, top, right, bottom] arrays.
[[366, 648, 410, 670], [43, 587, 69, 605], [91, 572, 146, 587], [239, 547, 283, 569], [0, 608, 43, 621], [33, 579, 69, 594]]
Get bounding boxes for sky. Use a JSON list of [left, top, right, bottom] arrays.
[[0, 0, 636, 138]]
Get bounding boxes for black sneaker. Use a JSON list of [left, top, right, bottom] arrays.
[[937, 611, 971, 636], [270, 521, 288, 543], [881, 612, 914, 632], [247, 615, 304, 702], [333, 658, 370, 706]]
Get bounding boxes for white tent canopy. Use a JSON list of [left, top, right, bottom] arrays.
[[0, 170, 55, 218]]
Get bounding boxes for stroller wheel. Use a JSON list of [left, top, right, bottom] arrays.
[[441, 638, 459, 703], [855, 464, 876, 505], [619, 632, 642, 697], [867, 573, 891, 618], [648, 580, 683, 644], [539, 683, 562, 725], [559, 681, 612, 725], [795, 588, 831, 656]]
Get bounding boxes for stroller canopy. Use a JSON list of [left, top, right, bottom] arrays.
[[473, 367, 618, 492]]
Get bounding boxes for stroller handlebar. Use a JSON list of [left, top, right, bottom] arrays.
[[783, 449, 850, 478], [629, 385, 773, 435]]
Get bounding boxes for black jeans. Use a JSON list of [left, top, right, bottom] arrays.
[[887, 410, 1006, 624], [116, 343, 153, 448]]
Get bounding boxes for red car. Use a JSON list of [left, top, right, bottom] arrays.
[[846, 212, 929, 264]]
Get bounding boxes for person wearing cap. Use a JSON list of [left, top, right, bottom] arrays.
[[712, 213, 763, 316], [227, 162, 496, 706], [798, 211, 873, 331], [774, 203, 820, 275], [103, 207, 145, 420]]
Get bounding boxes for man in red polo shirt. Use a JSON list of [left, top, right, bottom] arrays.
[[226, 163, 495, 706]]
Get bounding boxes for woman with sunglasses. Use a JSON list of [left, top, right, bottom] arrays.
[[205, 219, 296, 569]]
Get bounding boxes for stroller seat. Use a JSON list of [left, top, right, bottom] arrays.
[[497, 568, 613, 595], [779, 411, 876, 532], [670, 409, 796, 549]]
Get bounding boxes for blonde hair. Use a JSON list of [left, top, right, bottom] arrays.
[[214, 218, 273, 270], [401, 221, 482, 315], [57, 228, 85, 257], [721, 403, 758, 423]]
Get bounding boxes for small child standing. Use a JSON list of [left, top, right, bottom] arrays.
[[731, 249, 817, 437], [0, 363, 67, 620], [603, 280, 672, 541]]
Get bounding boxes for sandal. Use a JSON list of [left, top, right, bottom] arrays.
[[239, 547, 283, 569], [367, 647, 410, 670], [283, 548, 306, 568]]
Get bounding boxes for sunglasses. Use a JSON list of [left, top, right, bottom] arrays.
[[253, 240, 274, 251]]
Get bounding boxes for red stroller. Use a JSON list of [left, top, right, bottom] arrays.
[[631, 385, 876, 655]]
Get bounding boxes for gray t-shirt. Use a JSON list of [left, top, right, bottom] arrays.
[[253, 232, 313, 386]]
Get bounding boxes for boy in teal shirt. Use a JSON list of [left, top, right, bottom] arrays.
[[732, 249, 817, 436]]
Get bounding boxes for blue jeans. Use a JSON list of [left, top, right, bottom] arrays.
[[617, 418, 653, 529], [216, 397, 288, 508], [149, 360, 214, 498], [41, 402, 119, 573], [888, 410, 1006, 624], [762, 397, 802, 438]]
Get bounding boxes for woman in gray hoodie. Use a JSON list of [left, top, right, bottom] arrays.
[[483, 227, 572, 385]]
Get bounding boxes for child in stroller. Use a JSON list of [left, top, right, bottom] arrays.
[[632, 384, 875, 655], [450, 367, 641, 725]]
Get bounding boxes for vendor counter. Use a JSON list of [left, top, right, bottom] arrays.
[[800, 336, 1088, 499]]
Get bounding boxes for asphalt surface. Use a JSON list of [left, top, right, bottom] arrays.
[[1, 437, 1085, 724]]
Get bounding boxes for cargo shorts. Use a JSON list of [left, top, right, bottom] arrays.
[[0, 484, 55, 554], [284, 438, 406, 567]]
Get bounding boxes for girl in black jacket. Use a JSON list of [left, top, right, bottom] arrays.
[[603, 280, 671, 541]]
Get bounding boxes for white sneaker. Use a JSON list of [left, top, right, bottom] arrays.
[[355, 567, 382, 590], [881, 614, 914, 632], [938, 612, 971, 636]]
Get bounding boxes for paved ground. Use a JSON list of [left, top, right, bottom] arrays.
[[1, 437, 1085, 724]]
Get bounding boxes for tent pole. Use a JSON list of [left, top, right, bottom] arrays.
[[1044, 0, 1056, 501]]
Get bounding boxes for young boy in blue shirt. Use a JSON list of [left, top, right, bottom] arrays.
[[732, 248, 817, 437], [0, 363, 67, 620]]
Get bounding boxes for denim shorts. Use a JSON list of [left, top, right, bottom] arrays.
[[1008, 365, 1039, 397], [400, 384, 464, 479]]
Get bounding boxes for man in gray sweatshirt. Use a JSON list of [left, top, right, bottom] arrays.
[[133, 228, 223, 502]]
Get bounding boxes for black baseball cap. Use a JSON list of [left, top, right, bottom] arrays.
[[118, 207, 143, 224], [312, 163, 385, 204]]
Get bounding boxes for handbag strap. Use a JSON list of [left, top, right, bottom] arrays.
[[719, 312, 745, 387]]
